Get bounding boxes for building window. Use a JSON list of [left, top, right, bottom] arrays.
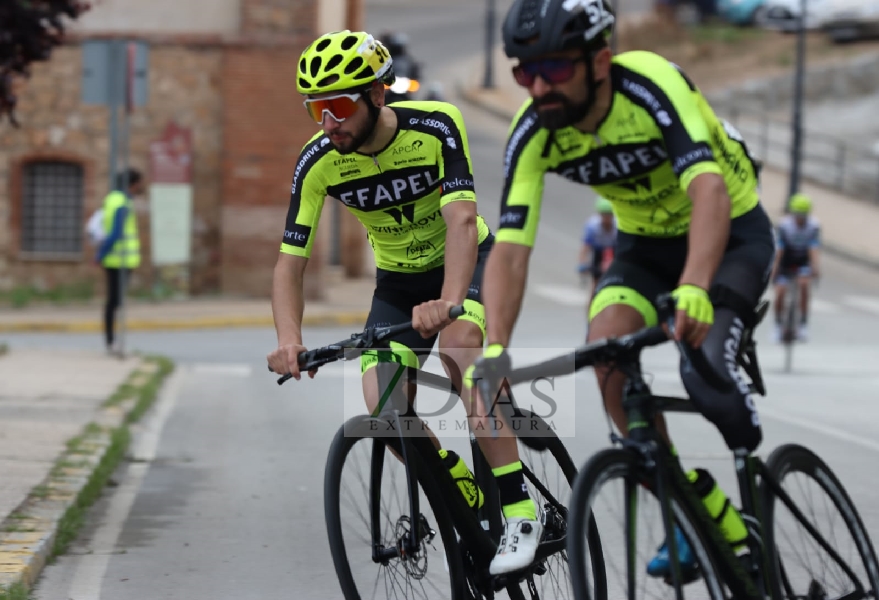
[[21, 161, 84, 256]]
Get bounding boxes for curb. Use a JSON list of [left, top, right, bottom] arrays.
[[0, 311, 371, 334], [0, 355, 174, 597], [456, 85, 879, 273]]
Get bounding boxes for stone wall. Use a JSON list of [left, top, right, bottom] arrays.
[[0, 44, 224, 295]]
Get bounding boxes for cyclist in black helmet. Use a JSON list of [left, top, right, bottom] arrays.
[[468, 0, 774, 579]]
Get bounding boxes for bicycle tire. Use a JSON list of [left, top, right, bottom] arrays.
[[325, 414, 470, 600], [504, 409, 606, 600], [567, 448, 726, 600], [761, 443, 879, 600]]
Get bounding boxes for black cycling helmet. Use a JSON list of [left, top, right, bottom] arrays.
[[503, 0, 615, 61]]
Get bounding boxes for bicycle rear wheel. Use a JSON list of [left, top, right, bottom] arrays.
[[761, 443, 879, 600], [567, 448, 726, 600], [325, 414, 470, 600]]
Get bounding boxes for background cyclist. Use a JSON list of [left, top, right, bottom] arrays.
[[771, 193, 821, 342]]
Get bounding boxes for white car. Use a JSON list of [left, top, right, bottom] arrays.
[[757, 0, 837, 32], [821, 0, 879, 43]]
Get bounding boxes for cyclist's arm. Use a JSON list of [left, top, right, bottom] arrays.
[[809, 223, 821, 278], [579, 224, 594, 271], [440, 200, 477, 304], [486, 105, 546, 347], [437, 104, 479, 304], [272, 253, 308, 346], [274, 144, 328, 347], [679, 174, 730, 290], [484, 242, 531, 347]]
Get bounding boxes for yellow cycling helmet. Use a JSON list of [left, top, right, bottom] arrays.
[[788, 193, 812, 214], [595, 197, 614, 214], [297, 30, 395, 95]]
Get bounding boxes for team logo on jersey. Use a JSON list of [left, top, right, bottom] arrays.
[[392, 140, 424, 155], [283, 224, 312, 248], [407, 234, 436, 261], [329, 166, 441, 212], [557, 142, 669, 185]]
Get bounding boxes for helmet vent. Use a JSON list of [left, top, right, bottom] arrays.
[[325, 54, 343, 71], [517, 0, 542, 32], [341, 35, 359, 50], [316, 38, 332, 52], [317, 75, 340, 87], [309, 56, 322, 78], [354, 66, 373, 81], [298, 57, 307, 73], [344, 56, 365, 74], [298, 77, 311, 89]]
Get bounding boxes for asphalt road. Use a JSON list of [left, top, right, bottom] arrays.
[[19, 1, 879, 597]]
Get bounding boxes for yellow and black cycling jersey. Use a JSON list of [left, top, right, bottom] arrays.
[[281, 100, 490, 272], [497, 50, 761, 246]]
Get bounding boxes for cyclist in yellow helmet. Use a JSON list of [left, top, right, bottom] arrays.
[[267, 30, 537, 576], [578, 196, 618, 323], [771, 193, 821, 342]]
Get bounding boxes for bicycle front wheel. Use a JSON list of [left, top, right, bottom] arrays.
[[567, 448, 726, 600], [324, 415, 469, 600], [762, 443, 879, 600]]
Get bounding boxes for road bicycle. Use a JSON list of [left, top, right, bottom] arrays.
[[498, 293, 879, 599], [778, 272, 802, 373], [273, 306, 601, 599]]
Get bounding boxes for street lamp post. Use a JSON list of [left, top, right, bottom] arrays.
[[483, 0, 497, 88], [610, 0, 619, 53], [787, 0, 807, 209]]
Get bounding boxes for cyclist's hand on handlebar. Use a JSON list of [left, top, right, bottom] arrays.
[[464, 344, 511, 407], [267, 343, 313, 381], [412, 299, 458, 339], [669, 284, 713, 348]]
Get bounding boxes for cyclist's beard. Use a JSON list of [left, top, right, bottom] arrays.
[[534, 92, 592, 131], [334, 103, 381, 155]]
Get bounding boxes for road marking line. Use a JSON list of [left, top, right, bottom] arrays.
[[532, 284, 589, 307], [758, 405, 879, 454], [67, 367, 186, 600], [190, 363, 253, 377], [842, 296, 879, 316]]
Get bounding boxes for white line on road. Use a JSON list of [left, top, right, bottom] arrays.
[[758, 405, 879, 454], [842, 296, 879, 316], [67, 367, 186, 600], [532, 283, 589, 308], [190, 363, 253, 377]]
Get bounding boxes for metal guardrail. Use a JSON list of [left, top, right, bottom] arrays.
[[719, 105, 879, 204]]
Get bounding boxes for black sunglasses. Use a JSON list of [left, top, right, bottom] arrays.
[[512, 56, 588, 87]]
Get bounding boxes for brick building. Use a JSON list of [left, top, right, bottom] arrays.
[[0, 0, 368, 300]]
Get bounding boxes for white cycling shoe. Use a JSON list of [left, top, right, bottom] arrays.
[[489, 517, 543, 575]]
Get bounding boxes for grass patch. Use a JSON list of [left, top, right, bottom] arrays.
[[51, 427, 131, 557], [0, 354, 174, 596], [689, 23, 766, 45], [0, 282, 95, 309], [0, 582, 32, 600]]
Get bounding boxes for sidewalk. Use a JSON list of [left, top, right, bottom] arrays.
[[0, 272, 377, 334], [451, 45, 879, 269], [0, 348, 166, 591]]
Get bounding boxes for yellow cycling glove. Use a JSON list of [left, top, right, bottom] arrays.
[[670, 284, 714, 326]]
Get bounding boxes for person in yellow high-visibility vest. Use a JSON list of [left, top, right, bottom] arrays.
[[95, 168, 144, 354]]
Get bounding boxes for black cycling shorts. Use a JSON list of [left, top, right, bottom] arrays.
[[360, 235, 493, 373], [590, 205, 775, 324]]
